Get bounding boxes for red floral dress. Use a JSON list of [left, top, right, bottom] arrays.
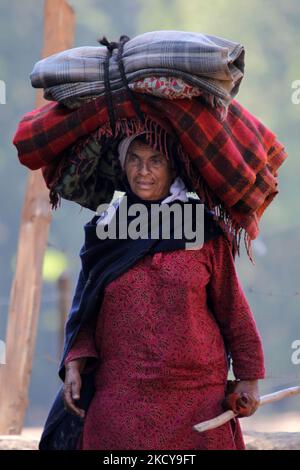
[[65, 234, 265, 450]]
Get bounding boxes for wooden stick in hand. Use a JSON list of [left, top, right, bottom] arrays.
[[193, 385, 300, 433]]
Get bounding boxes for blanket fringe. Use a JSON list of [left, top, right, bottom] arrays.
[[199, 92, 228, 121], [47, 114, 254, 262], [177, 143, 254, 263]]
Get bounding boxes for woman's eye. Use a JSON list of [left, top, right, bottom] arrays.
[[129, 155, 138, 162]]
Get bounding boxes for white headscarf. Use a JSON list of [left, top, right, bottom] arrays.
[[117, 132, 147, 170], [117, 133, 189, 204]]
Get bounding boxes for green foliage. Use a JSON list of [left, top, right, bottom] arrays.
[[42, 248, 69, 282]]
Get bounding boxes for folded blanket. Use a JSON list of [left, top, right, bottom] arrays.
[[13, 90, 287, 261], [30, 30, 245, 114]]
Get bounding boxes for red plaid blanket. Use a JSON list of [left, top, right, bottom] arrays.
[[13, 90, 287, 260]]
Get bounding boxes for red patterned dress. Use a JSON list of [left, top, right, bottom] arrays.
[[65, 234, 265, 450]]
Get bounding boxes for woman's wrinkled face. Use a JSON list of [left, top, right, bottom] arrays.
[[124, 140, 176, 200]]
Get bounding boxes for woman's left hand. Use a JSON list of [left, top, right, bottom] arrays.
[[223, 379, 260, 417]]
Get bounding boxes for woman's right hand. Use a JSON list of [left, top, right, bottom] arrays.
[[63, 358, 86, 419]]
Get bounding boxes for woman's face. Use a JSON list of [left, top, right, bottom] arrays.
[[124, 140, 176, 200]]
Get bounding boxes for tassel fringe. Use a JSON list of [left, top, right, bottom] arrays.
[[48, 114, 254, 262]]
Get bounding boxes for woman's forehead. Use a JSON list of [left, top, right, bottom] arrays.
[[127, 140, 165, 157]]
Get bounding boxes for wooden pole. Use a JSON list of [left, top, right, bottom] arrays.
[[0, 0, 75, 434]]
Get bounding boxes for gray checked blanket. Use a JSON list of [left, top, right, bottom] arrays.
[[30, 30, 245, 110]]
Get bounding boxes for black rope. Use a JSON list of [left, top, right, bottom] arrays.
[[116, 35, 145, 123], [98, 36, 118, 134], [98, 34, 145, 134]]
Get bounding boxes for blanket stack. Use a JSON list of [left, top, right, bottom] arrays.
[[13, 31, 288, 262]]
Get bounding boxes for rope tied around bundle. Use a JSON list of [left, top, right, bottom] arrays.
[[98, 35, 145, 134]]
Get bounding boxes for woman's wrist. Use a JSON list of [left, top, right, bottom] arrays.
[[65, 357, 87, 374]]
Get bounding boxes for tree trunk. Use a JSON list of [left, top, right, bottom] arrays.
[[0, 0, 75, 434]]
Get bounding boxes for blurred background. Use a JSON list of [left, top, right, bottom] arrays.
[[0, 0, 299, 432]]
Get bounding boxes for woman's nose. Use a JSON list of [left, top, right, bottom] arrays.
[[137, 161, 151, 174]]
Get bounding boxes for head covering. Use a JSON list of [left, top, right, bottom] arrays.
[[118, 132, 147, 169]]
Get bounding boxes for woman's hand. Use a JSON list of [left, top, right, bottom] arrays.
[[223, 379, 260, 417], [63, 358, 86, 419]]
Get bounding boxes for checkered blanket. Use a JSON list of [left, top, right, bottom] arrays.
[[13, 90, 287, 261], [30, 30, 245, 113]]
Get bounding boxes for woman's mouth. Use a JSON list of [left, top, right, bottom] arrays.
[[136, 181, 154, 187]]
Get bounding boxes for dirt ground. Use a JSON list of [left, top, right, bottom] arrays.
[[1, 411, 300, 450]]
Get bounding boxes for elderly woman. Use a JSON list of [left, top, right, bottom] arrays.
[[41, 132, 265, 451]]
